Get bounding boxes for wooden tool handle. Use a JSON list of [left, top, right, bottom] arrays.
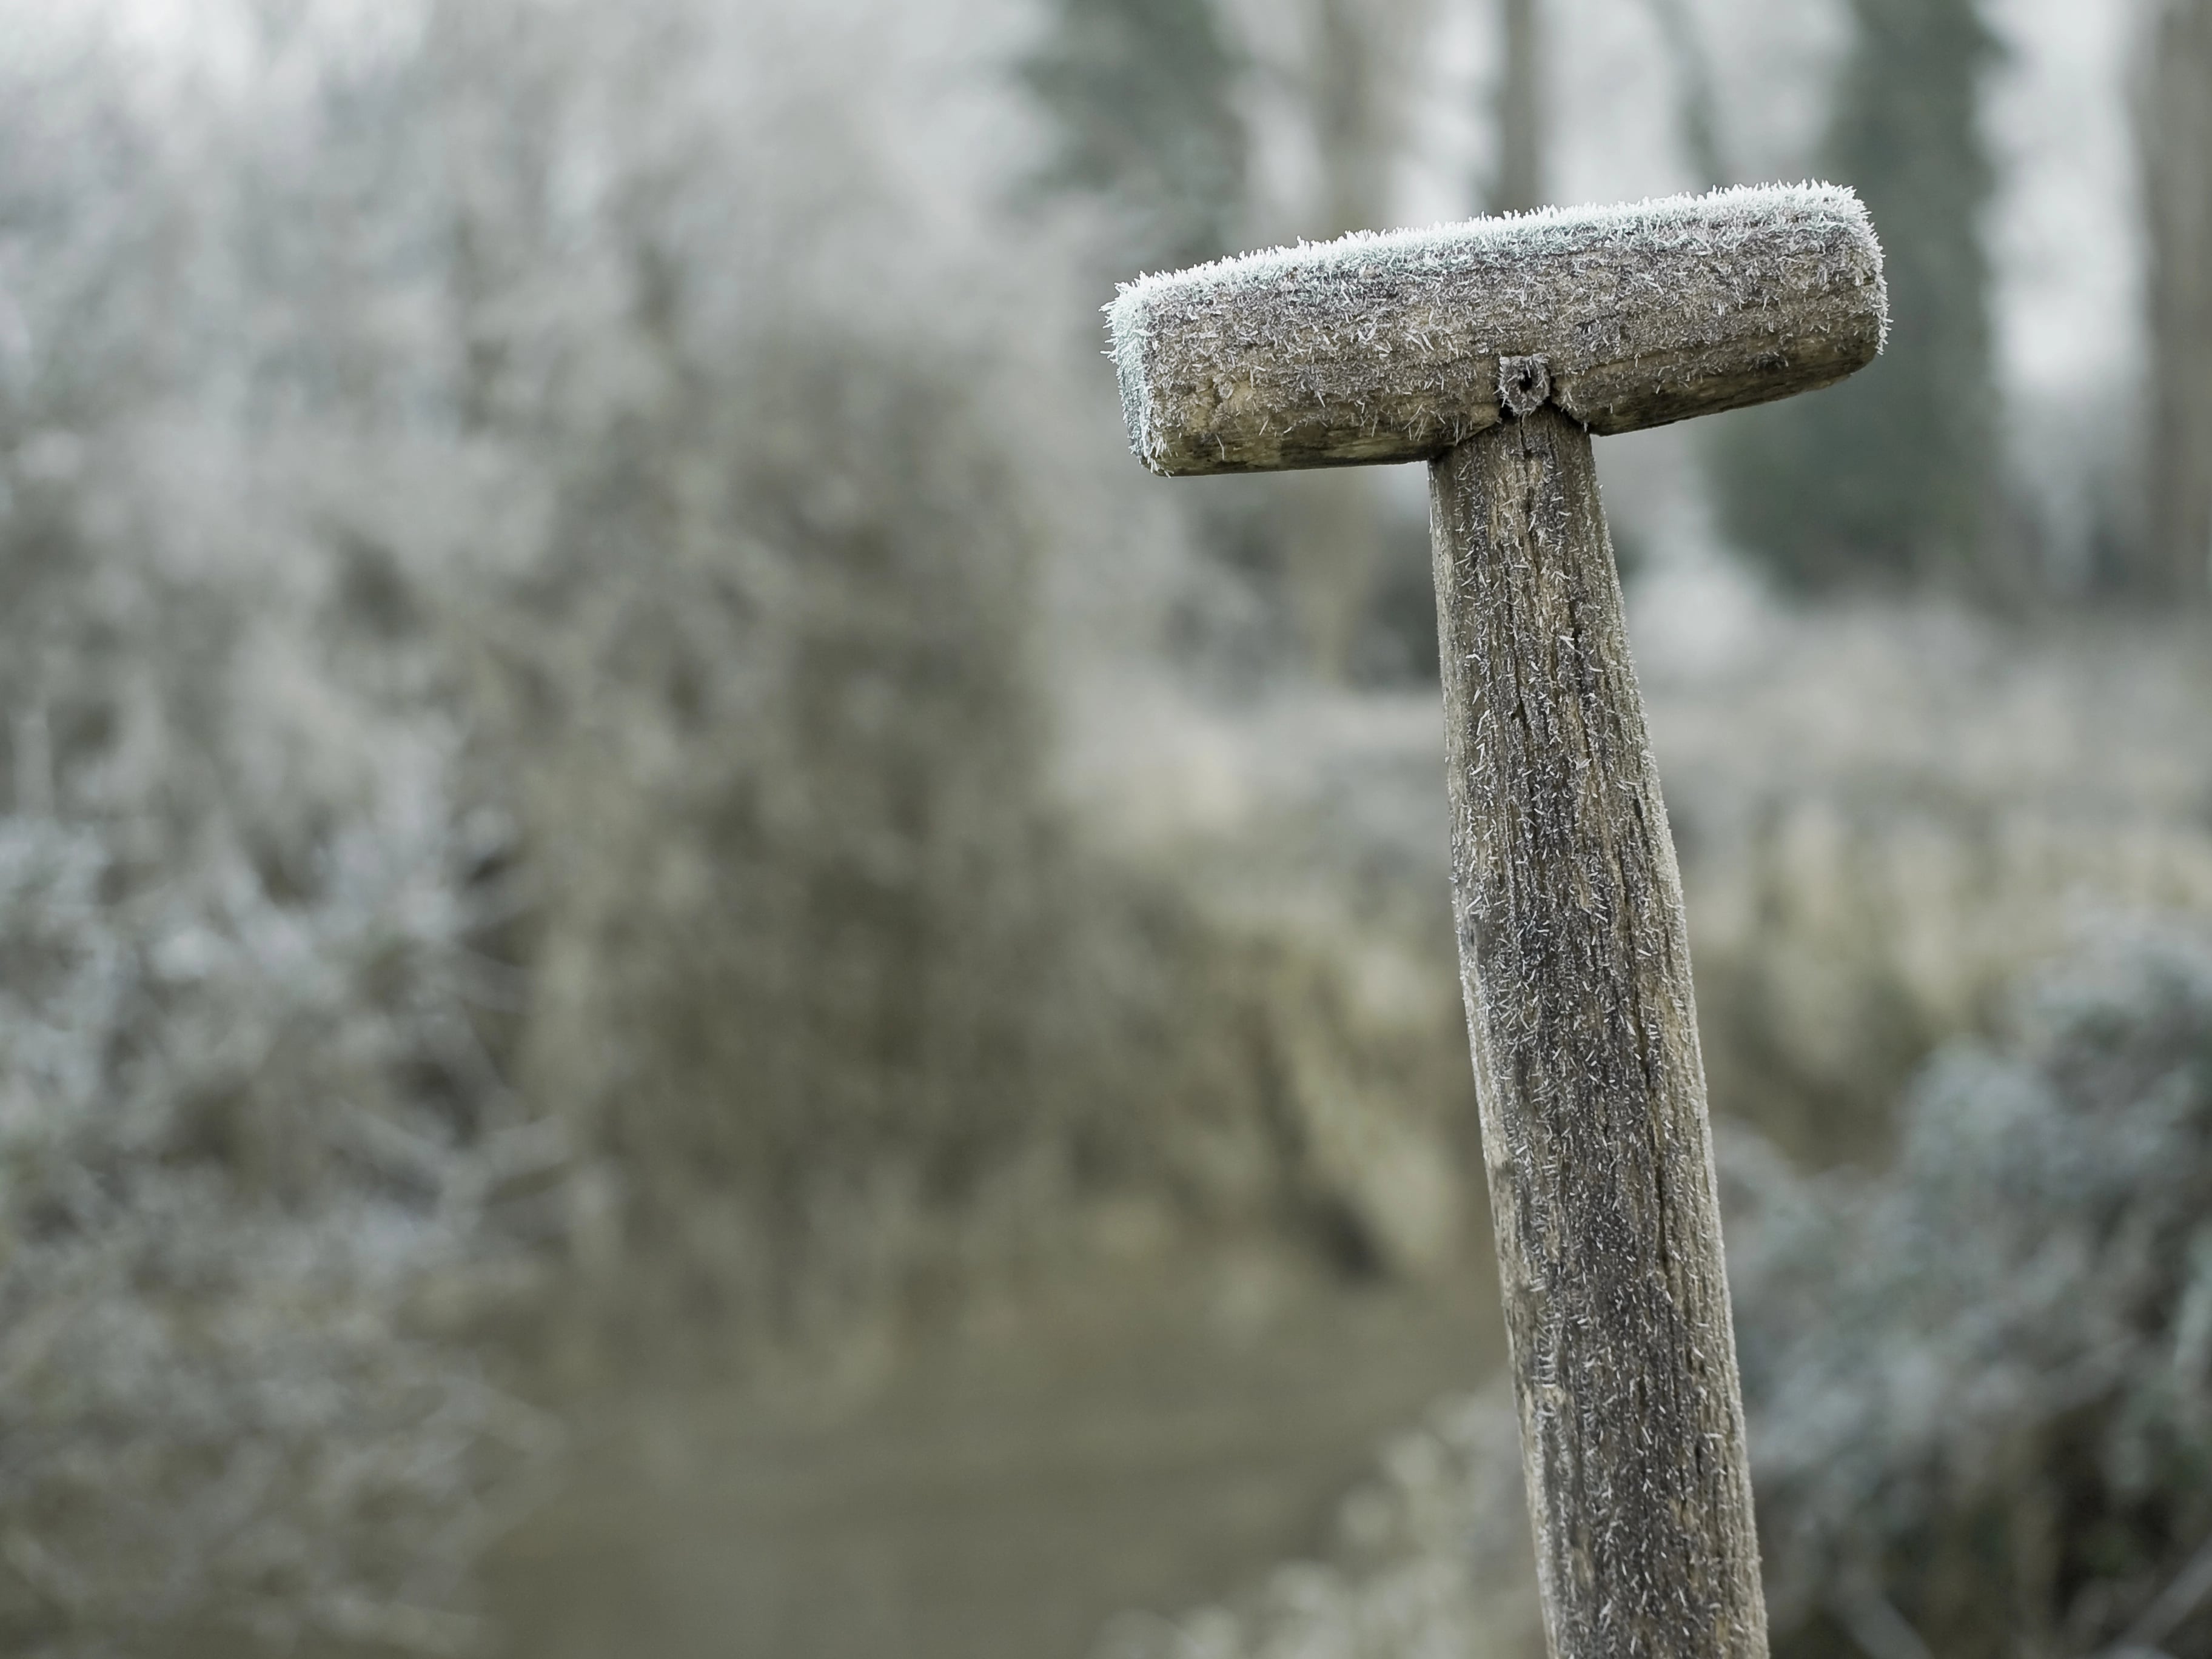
[[1430, 406, 1767, 1659]]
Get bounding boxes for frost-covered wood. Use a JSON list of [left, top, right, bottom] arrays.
[[1430, 407, 1765, 1659], [1109, 184, 1884, 476]]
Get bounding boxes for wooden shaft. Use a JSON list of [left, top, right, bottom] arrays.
[[1429, 406, 1767, 1659]]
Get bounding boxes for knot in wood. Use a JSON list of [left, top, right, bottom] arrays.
[[1498, 353, 1552, 419]]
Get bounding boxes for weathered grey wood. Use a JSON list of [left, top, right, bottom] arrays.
[[1108, 184, 1884, 478], [1430, 406, 1766, 1659]]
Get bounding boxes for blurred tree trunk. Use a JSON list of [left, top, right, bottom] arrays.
[[2144, 0, 2212, 605], [1490, 0, 1543, 213], [1315, 0, 1397, 236], [1644, 0, 1727, 189], [1711, 0, 1998, 594], [1283, 0, 1426, 682], [1020, 0, 1249, 274]]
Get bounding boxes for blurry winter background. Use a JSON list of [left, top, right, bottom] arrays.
[[1, 0, 2210, 1655]]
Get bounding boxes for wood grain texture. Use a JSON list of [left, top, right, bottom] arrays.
[[1109, 184, 1885, 477], [1429, 407, 1766, 1659]]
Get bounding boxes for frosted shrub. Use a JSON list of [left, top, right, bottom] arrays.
[[0, 803, 560, 1657], [0, 110, 565, 1632], [1733, 924, 2212, 1657]]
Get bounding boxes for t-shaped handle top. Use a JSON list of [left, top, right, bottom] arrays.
[[1109, 183, 1886, 477]]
